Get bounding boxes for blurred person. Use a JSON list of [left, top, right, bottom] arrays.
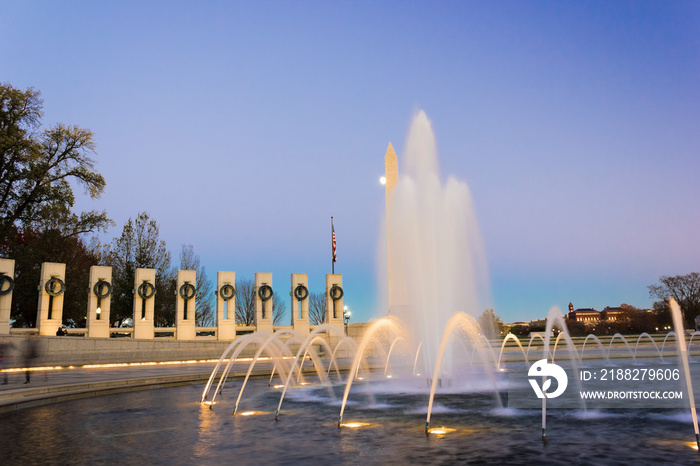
[[23, 336, 39, 384], [0, 340, 14, 384]]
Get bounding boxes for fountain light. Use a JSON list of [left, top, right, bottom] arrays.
[[428, 426, 456, 437], [238, 411, 268, 416], [340, 421, 375, 429], [273, 384, 285, 389]]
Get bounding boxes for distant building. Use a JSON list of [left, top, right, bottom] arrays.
[[601, 307, 625, 322], [567, 308, 600, 324], [510, 321, 529, 327]]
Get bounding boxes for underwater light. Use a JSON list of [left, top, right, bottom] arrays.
[[340, 422, 373, 429], [238, 411, 268, 416], [428, 427, 456, 436]]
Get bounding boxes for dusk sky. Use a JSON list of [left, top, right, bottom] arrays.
[[2, 1, 699, 324]]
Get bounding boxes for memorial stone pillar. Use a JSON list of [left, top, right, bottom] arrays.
[[37, 262, 66, 336], [255, 272, 274, 333], [216, 271, 236, 340], [176, 270, 196, 340], [86, 265, 112, 338], [0, 259, 15, 335], [133, 268, 156, 339], [325, 274, 344, 335], [291, 273, 309, 335]]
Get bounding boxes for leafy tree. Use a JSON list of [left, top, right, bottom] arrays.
[[617, 303, 656, 334], [0, 84, 110, 242], [308, 292, 326, 325], [649, 273, 700, 328], [107, 212, 174, 326], [178, 244, 214, 326], [478, 308, 504, 338], [652, 301, 672, 330], [565, 319, 586, 336], [234, 277, 286, 327], [0, 84, 111, 328], [6, 229, 99, 328], [508, 324, 530, 337]]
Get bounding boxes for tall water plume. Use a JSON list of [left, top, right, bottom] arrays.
[[385, 110, 490, 378]]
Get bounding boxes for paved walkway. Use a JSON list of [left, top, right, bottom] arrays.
[[0, 360, 274, 413]]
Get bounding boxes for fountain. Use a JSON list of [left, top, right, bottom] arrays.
[[384, 110, 490, 383], [197, 111, 700, 459]]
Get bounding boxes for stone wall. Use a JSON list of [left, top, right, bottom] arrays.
[[0, 335, 242, 368], [0, 322, 373, 368]]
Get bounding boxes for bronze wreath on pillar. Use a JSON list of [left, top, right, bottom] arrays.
[[93, 280, 112, 299], [294, 284, 309, 301], [137, 281, 156, 300], [219, 284, 236, 301], [45, 277, 66, 297]]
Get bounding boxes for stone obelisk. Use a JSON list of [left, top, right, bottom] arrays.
[[384, 143, 399, 314]]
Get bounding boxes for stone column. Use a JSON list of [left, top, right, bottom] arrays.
[[0, 259, 15, 335], [86, 266, 112, 338], [133, 268, 156, 339], [176, 269, 196, 340], [37, 262, 67, 336], [325, 274, 344, 335], [216, 271, 236, 340], [255, 272, 273, 333], [291, 273, 309, 335]]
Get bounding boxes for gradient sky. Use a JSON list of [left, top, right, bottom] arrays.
[[2, 1, 699, 324]]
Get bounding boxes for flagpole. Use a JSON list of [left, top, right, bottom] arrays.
[[331, 216, 335, 274]]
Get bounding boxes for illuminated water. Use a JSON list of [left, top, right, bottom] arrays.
[[2, 376, 699, 464], [385, 110, 489, 378]]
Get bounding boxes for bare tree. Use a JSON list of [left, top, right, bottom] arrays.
[[235, 278, 256, 325], [234, 277, 286, 327], [272, 293, 286, 326], [308, 292, 326, 325], [649, 272, 700, 327]]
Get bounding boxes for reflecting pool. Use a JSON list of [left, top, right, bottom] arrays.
[[1, 375, 699, 465]]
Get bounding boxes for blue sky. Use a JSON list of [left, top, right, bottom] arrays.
[[2, 1, 699, 324]]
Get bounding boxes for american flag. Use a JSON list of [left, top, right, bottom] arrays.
[[332, 218, 337, 263]]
